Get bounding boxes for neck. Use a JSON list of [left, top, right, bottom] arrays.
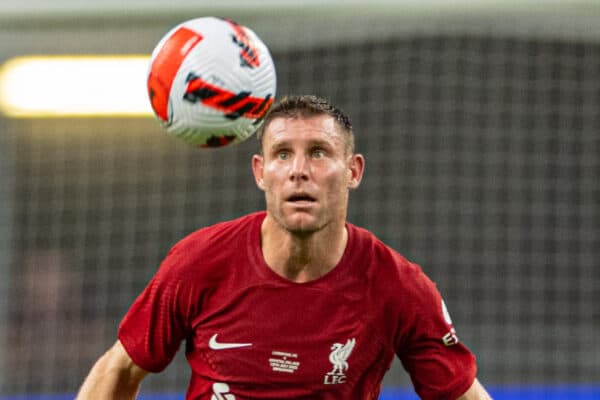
[[260, 216, 348, 283]]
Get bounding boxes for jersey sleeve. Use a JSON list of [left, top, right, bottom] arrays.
[[396, 265, 477, 400], [118, 244, 197, 373]]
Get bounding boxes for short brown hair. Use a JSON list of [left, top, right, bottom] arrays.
[[256, 95, 355, 154]]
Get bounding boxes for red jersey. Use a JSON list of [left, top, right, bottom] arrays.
[[119, 212, 476, 400]]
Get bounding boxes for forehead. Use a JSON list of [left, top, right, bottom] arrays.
[[263, 115, 345, 147]]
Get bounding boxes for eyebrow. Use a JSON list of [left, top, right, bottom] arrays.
[[269, 139, 338, 154]]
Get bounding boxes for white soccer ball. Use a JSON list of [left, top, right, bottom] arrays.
[[147, 17, 277, 148]]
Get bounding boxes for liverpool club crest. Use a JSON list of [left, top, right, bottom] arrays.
[[323, 338, 356, 385]]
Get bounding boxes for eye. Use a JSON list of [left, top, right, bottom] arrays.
[[277, 151, 290, 160], [312, 149, 326, 159]]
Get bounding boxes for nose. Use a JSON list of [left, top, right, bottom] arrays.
[[289, 153, 309, 181]]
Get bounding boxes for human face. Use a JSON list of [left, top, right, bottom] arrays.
[[252, 115, 364, 234]]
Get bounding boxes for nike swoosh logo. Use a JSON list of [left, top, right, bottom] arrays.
[[209, 334, 253, 350]]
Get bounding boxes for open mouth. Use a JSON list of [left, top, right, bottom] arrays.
[[287, 194, 316, 203]]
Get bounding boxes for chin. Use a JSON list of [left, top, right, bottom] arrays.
[[280, 214, 323, 235], [287, 225, 320, 236], [286, 220, 320, 235]]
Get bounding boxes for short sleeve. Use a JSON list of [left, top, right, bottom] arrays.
[[397, 269, 477, 400], [118, 246, 193, 373]]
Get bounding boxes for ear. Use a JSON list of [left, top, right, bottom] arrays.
[[347, 153, 365, 190], [252, 154, 266, 191]]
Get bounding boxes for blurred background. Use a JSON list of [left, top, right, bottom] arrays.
[[0, 0, 598, 399]]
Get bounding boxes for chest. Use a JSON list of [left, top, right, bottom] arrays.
[[186, 283, 394, 396]]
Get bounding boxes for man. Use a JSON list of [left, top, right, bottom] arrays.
[[78, 95, 491, 399]]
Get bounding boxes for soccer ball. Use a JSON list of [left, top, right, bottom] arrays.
[[147, 17, 277, 148]]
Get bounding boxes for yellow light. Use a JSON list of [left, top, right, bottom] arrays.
[[0, 55, 153, 118]]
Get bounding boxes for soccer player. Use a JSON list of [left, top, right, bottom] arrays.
[[77, 95, 491, 399]]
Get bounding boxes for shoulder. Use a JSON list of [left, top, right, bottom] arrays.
[[347, 223, 438, 300], [348, 223, 425, 280], [172, 212, 263, 257], [158, 212, 264, 280], [347, 224, 446, 345], [180, 211, 263, 244]]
